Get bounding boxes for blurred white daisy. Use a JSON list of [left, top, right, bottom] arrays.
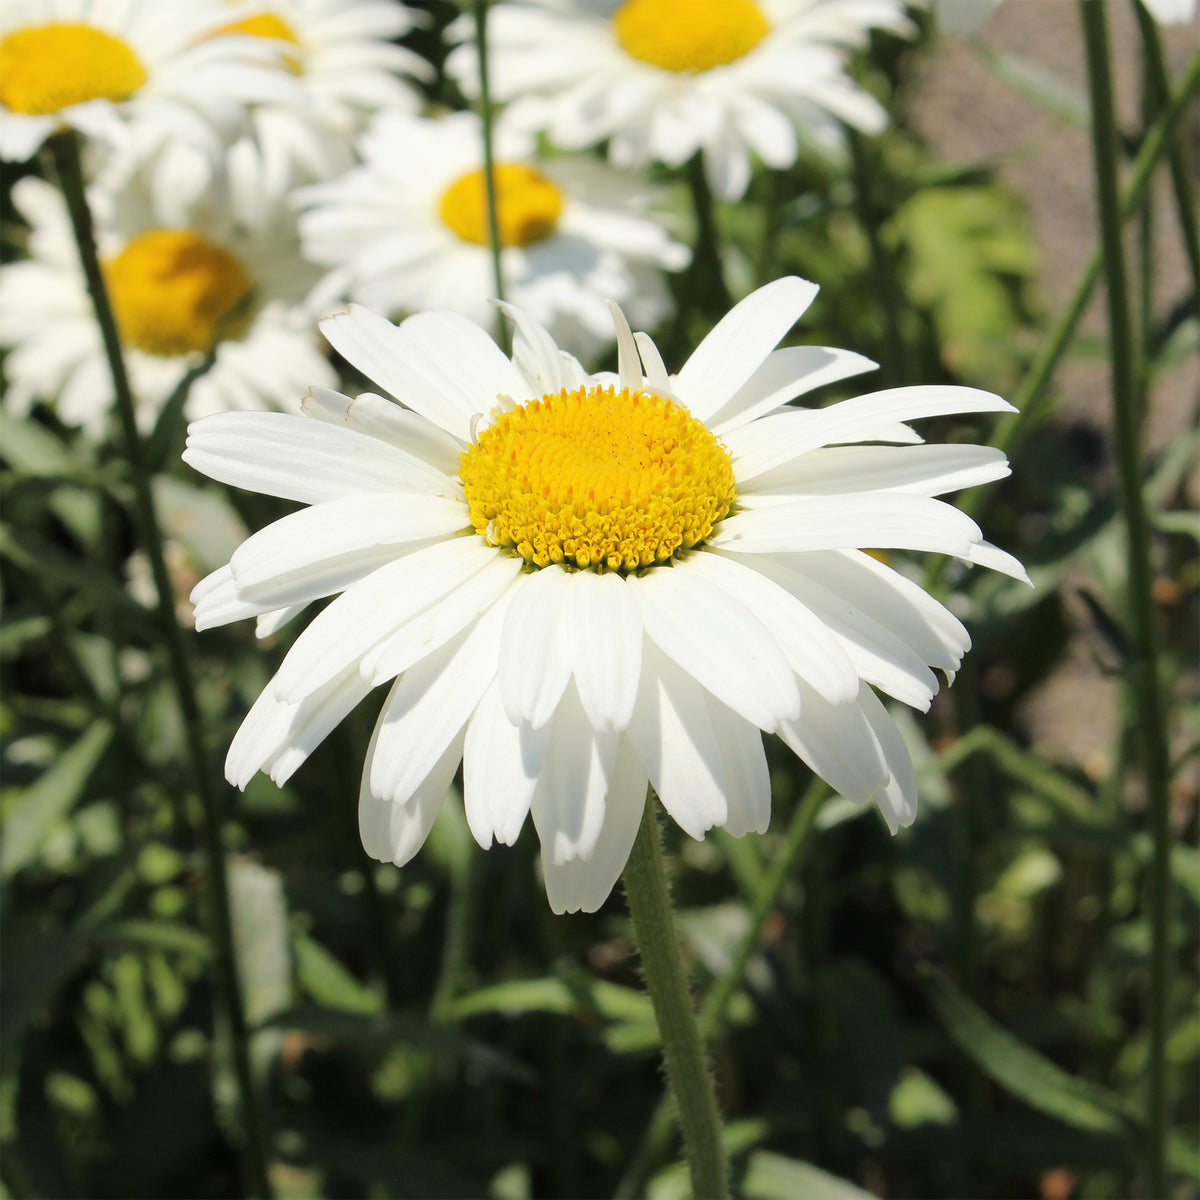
[[937, 0, 1195, 34], [0, 143, 336, 437], [446, 0, 921, 201], [0, 0, 298, 165], [184, 276, 1026, 914], [197, 0, 433, 197], [294, 108, 689, 359]]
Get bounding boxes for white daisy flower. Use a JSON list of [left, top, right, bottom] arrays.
[[294, 108, 690, 360], [0, 0, 299, 165], [184, 277, 1026, 914], [446, 0, 922, 201], [0, 143, 336, 437], [195, 0, 433, 198]]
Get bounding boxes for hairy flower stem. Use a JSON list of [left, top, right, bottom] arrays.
[[1079, 7, 1174, 1196], [623, 795, 730, 1200], [472, 0, 507, 347], [50, 131, 273, 1200]]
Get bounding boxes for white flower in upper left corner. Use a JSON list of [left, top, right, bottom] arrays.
[[0, 0, 297, 165], [295, 108, 690, 359], [183, 277, 1027, 914], [0, 151, 335, 436]]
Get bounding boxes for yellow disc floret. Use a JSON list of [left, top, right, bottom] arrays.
[[103, 230, 254, 358], [0, 23, 147, 115], [614, 0, 769, 74], [460, 386, 737, 571], [438, 164, 564, 248], [213, 12, 304, 73]]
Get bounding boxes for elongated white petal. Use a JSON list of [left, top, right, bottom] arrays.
[[192, 564, 275, 631], [568, 570, 643, 732], [709, 345, 878, 434], [301, 386, 464, 477], [256, 604, 305, 639], [705, 694, 771, 837], [675, 277, 820, 420], [499, 301, 588, 397], [857, 687, 917, 832], [462, 679, 539, 849], [541, 737, 647, 914], [634, 331, 671, 394], [530, 683, 618, 865], [713, 493, 983, 558], [184, 411, 434, 503], [966, 539, 1032, 583], [273, 538, 499, 703], [687, 551, 859, 704], [631, 565, 801, 732], [627, 641, 729, 839], [608, 300, 643, 394], [499, 567, 574, 729], [740, 443, 1011, 501], [725, 385, 1015, 480]]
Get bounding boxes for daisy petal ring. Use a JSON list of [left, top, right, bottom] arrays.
[[185, 278, 1026, 913]]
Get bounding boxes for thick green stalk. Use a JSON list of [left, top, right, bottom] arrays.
[[50, 132, 273, 1200], [1078, 8, 1173, 1196], [616, 780, 828, 1199], [622, 795, 730, 1200], [472, 0, 506, 342]]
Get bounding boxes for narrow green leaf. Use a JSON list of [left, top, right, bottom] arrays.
[[291, 928, 382, 1016], [741, 1151, 878, 1200]]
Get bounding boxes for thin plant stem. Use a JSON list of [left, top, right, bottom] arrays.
[[622, 793, 730, 1200], [472, 0, 506, 346], [687, 152, 732, 311], [49, 131, 273, 1200], [615, 779, 828, 1200], [1079, 8, 1174, 1197]]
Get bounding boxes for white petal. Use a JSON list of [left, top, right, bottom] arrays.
[[498, 567, 574, 729], [541, 737, 647, 915], [634, 331, 671, 394], [273, 537, 500, 703], [499, 300, 587, 397], [965, 539, 1031, 583], [725, 385, 1015, 480], [530, 683, 618, 865], [462, 678, 538, 849], [674, 277, 820, 420], [705, 694, 771, 838], [607, 300, 642, 394], [184, 411, 435, 504], [192, 564, 274, 631], [857, 687, 918, 832], [627, 641, 729, 839], [256, 604, 305, 639], [714, 493, 983, 559], [687, 551, 860, 704], [568, 570, 643, 732], [631, 564, 801, 732], [709, 345, 879, 434]]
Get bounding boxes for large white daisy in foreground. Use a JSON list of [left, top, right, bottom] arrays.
[[295, 109, 689, 359], [185, 277, 1026, 913], [446, 0, 920, 201], [0, 0, 298, 164]]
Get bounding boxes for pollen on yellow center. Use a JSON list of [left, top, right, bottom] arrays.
[[0, 23, 147, 115], [613, 0, 769, 73], [459, 386, 737, 572], [102, 230, 254, 358], [438, 164, 564, 248], [213, 11, 304, 73]]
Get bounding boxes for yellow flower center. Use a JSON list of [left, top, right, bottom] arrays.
[[214, 11, 304, 73], [613, 0, 769, 73], [459, 386, 737, 572], [0, 23, 147, 115], [437, 164, 564, 248], [102, 230, 254, 358]]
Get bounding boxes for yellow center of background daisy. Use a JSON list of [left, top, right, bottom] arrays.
[[459, 386, 737, 571], [103, 230, 254, 358], [214, 11, 304, 73], [0, 23, 147, 115], [613, 0, 769, 73], [438, 165, 564, 248]]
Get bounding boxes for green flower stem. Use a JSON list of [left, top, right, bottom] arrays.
[[49, 131, 273, 1200], [1079, 8, 1174, 1197], [622, 794, 730, 1200], [472, 0, 506, 343], [687, 152, 732, 311], [616, 779, 828, 1200]]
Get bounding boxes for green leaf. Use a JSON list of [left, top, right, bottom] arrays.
[[741, 1151, 878, 1200], [1, 721, 113, 879], [290, 927, 382, 1016]]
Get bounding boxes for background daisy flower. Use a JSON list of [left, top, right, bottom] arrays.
[[0, 0, 299, 166], [294, 108, 690, 359], [446, 0, 921, 200], [184, 277, 1024, 914], [0, 143, 336, 437]]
